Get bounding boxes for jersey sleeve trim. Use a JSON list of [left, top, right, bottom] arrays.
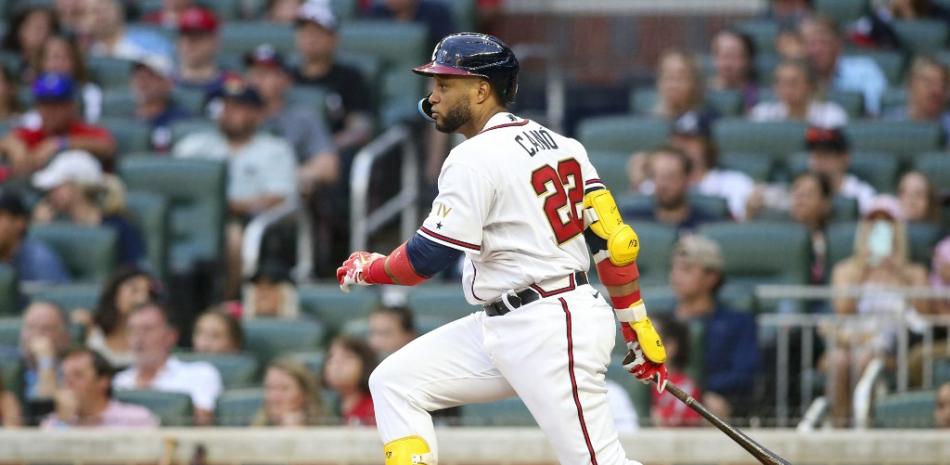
[[418, 226, 482, 252], [585, 179, 606, 192]]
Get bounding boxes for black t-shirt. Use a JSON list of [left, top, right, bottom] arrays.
[[293, 62, 372, 134]]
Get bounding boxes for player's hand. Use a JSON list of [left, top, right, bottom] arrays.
[[336, 251, 385, 292], [621, 319, 668, 393]]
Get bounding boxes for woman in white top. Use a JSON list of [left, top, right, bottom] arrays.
[[749, 59, 848, 128]]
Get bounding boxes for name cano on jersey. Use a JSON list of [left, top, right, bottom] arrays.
[[515, 128, 558, 156]]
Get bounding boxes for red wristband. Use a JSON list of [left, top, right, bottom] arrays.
[[596, 260, 640, 286], [365, 257, 395, 285], [610, 289, 642, 310]]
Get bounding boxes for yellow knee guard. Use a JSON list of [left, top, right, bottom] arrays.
[[384, 436, 435, 465]]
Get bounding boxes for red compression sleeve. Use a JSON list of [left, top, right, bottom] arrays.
[[365, 257, 395, 285], [610, 289, 642, 310], [365, 243, 426, 286], [595, 260, 640, 286]]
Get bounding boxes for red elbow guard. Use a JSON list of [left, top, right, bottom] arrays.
[[366, 242, 426, 286], [595, 260, 640, 286]]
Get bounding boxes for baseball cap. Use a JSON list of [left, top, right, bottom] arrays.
[[250, 261, 294, 284], [178, 6, 218, 34], [244, 44, 287, 71], [296, 0, 338, 31], [0, 190, 28, 218], [673, 234, 724, 271], [132, 53, 174, 80], [805, 126, 849, 153], [32, 150, 104, 190], [671, 111, 712, 139], [32, 72, 75, 102], [863, 195, 903, 221], [214, 77, 264, 107]]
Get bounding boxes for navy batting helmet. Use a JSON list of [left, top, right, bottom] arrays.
[[413, 32, 520, 106]]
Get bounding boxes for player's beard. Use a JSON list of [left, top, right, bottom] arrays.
[[435, 100, 471, 133]]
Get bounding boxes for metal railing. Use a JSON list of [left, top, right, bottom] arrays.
[[349, 125, 419, 251], [241, 198, 314, 282], [510, 44, 565, 133]]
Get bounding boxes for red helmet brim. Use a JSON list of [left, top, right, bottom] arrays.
[[412, 62, 484, 77]]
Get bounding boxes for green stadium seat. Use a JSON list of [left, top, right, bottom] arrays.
[[934, 359, 950, 385], [907, 222, 941, 268], [718, 152, 773, 182], [338, 21, 428, 70], [937, 50, 950, 70], [0, 264, 17, 316], [630, 88, 743, 117], [297, 284, 379, 335], [577, 116, 669, 153], [114, 389, 193, 426], [341, 314, 452, 340], [880, 87, 907, 113], [786, 151, 899, 193], [176, 352, 259, 389], [699, 222, 810, 288], [170, 89, 207, 116], [219, 22, 295, 56], [849, 51, 905, 86], [640, 286, 677, 314], [216, 388, 264, 426], [629, 88, 657, 115], [689, 193, 730, 219], [170, 118, 216, 145], [873, 390, 935, 428], [825, 90, 864, 118], [100, 117, 151, 155], [826, 222, 857, 271], [119, 157, 227, 273], [28, 284, 100, 314], [460, 396, 536, 426], [406, 285, 476, 320], [892, 20, 949, 55], [755, 54, 780, 86], [286, 86, 328, 120], [379, 72, 426, 126], [713, 119, 807, 162], [434, 0, 475, 31], [330, 0, 358, 20], [125, 191, 169, 278], [243, 318, 325, 365], [0, 351, 19, 394], [605, 357, 651, 424], [86, 56, 133, 89], [0, 318, 20, 347], [844, 121, 942, 162], [735, 20, 779, 54], [28, 223, 117, 283], [202, 0, 240, 20], [914, 152, 950, 194], [815, 0, 867, 23], [100, 89, 137, 118], [285, 350, 324, 377], [720, 282, 756, 314], [587, 151, 630, 192], [831, 196, 860, 223]]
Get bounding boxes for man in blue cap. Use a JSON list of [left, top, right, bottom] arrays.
[[0, 73, 115, 177]]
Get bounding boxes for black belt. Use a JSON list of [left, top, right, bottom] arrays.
[[483, 271, 588, 317]]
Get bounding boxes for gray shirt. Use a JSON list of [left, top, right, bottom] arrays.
[[264, 105, 335, 163]]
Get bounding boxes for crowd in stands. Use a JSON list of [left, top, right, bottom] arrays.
[[0, 0, 947, 431]]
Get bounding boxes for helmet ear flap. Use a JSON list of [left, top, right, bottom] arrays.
[[417, 93, 435, 122]]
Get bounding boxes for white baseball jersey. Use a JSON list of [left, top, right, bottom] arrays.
[[418, 112, 606, 304]]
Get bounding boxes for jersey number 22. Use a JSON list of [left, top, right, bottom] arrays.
[[531, 158, 583, 244]]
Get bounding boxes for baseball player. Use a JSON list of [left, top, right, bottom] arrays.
[[337, 33, 667, 465]]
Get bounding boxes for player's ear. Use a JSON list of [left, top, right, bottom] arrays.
[[474, 79, 492, 104]]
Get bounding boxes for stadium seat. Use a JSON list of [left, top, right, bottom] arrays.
[[815, 0, 868, 22], [460, 396, 536, 426], [934, 358, 950, 385], [629, 88, 657, 115], [0, 264, 17, 316], [754, 53, 780, 86], [713, 119, 807, 162], [718, 152, 773, 182], [330, 0, 358, 20], [699, 222, 810, 288], [125, 191, 169, 278], [848, 51, 905, 86], [880, 87, 907, 113], [831, 196, 860, 223], [86, 56, 132, 89], [873, 390, 935, 428], [100, 117, 152, 155], [720, 282, 756, 314], [216, 388, 264, 426], [914, 152, 950, 195], [338, 21, 428, 70], [630, 88, 743, 117], [577, 116, 669, 154], [176, 352, 259, 389], [825, 89, 864, 118], [285, 350, 324, 377], [119, 157, 227, 273], [689, 193, 731, 219], [169, 118, 216, 145], [286, 86, 328, 120], [28, 284, 100, 314], [605, 357, 651, 425], [0, 317, 20, 347], [170, 89, 207, 116], [640, 286, 677, 314], [844, 121, 942, 162], [378, 72, 426, 126], [435, 0, 476, 31], [219, 22, 295, 57], [297, 284, 379, 335], [341, 314, 452, 340], [28, 223, 117, 283], [735, 20, 779, 54], [827, 222, 939, 269], [100, 89, 136, 118], [406, 285, 477, 321], [826, 222, 857, 270], [587, 151, 630, 191], [243, 318, 325, 365], [786, 151, 899, 193], [114, 389, 193, 426], [892, 20, 949, 55]]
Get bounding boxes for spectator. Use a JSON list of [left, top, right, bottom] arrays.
[[907, 236, 950, 387], [78, 0, 173, 60], [80, 268, 159, 368], [173, 78, 297, 298], [191, 310, 243, 354], [775, 27, 806, 60], [114, 302, 223, 426], [130, 53, 190, 153], [749, 59, 849, 128], [367, 306, 416, 358], [1, 6, 60, 79], [174, 7, 229, 95], [668, 112, 755, 220], [0, 73, 116, 178], [622, 146, 717, 235], [55, 0, 84, 34], [41, 348, 158, 428], [0, 66, 24, 125], [651, 49, 718, 123], [34, 34, 103, 123], [0, 190, 70, 284], [937, 382, 950, 428], [884, 57, 950, 145], [18, 301, 71, 423], [267, 0, 304, 23], [805, 126, 876, 213], [897, 171, 941, 225], [826, 195, 930, 425], [0, 372, 23, 427], [252, 358, 322, 426], [649, 315, 701, 427], [847, 0, 950, 50], [789, 172, 834, 285], [293, 1, 373, 153], [670, 235, 760, 419], [323, 336, 376, 426], [799, 16, 888, 114], [241, 262, 299, 320], [368, 0, 457, 51], [603, 380, 639, 432], [709, 29, 759, 111], [31, 150, 146, 268], [930, 237, 950, 316], [143, 0, 194, 29], [764, 0, 812, 27], [245, 44, 339, 191]]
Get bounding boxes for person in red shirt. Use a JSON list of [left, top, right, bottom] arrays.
[[0, 72, 115, 177], [323, 336, 378, 426], [650, 315, 703, 427]]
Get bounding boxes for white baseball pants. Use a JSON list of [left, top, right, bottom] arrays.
[[369, 284, 644, 465]]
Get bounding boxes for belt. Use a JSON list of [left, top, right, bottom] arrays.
[[483, 271, 588, 317]]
